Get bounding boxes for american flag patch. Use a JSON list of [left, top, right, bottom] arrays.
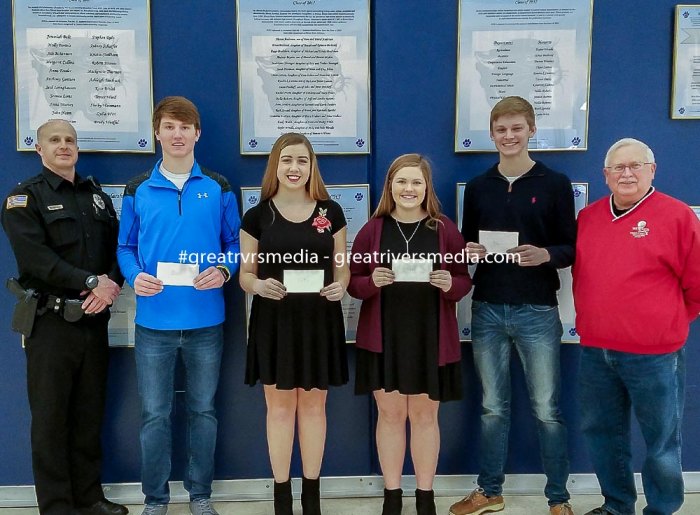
[[6, 195, 28, 209]]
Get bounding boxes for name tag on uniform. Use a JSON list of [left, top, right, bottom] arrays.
[[156, 262, 200, 286]]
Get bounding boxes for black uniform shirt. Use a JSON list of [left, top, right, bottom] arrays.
[[1, 167, 122, 297]]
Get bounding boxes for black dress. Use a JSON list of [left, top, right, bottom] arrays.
[[355, 217, 462, 401], [242, 199, 348, 390]]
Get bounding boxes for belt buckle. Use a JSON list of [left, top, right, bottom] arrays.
[[52, 297, 62, 314]]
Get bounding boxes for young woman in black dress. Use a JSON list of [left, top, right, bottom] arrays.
[[239, 133, 349, 515], [348, 154, 471, 515]]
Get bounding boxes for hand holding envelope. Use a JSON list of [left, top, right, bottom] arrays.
[[193, 266, 226, 290], [372, 267, 395, 287], [429, 269, 452, 292], [508, 244, 551, 267], [475, 231, 549, 266], [320, 281, 345, 301], [254, 277, 286, 300], [134, 272, 163, 296]]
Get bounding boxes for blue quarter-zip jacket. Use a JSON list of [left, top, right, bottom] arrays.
[[117, 160, 240, 330]]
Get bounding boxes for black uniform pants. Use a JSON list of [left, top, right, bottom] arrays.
[[24, 311, 109, 515]]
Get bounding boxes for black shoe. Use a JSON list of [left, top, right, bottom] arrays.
[[79, 499, 129, 515], [274, 479, 293, 515], [415, 489, 436, 515], [301, 477, 321, 515], [584, 508, 613, 515], [381, 488, 403, 515]]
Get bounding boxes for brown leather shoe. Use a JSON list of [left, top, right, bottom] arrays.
[[449, 488, 505, 515], [550, 503, 575, 515]]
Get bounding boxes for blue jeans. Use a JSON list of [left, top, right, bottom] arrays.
[[579, 347, 685, 515], [471, 301, 570, 505], [135, 323, 224, 505]]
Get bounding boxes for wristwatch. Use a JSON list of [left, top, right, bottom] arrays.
[[215, 265, 231, 283], [85, 275, 99, 290]]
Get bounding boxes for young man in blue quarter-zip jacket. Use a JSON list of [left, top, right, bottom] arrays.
[[450, 96, 577, 515], [117, 96, 240, 515]]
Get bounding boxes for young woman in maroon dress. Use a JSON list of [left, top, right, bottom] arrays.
[[349, 154, 471, 515]]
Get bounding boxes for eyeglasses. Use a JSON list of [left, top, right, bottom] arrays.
[[604, 162, 653, 173]]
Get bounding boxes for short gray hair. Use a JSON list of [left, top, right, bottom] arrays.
[[604, 138, 655, 167]]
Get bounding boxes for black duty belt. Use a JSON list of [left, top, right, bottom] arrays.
[[39, 295, 85, 322]]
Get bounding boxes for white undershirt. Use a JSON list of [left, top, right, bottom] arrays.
[[159, 164, 190, 190], [501, 173, 524, 184]]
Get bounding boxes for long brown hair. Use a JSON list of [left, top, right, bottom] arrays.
[[373, 153, 442, 229], [260, 133, 329, 201]]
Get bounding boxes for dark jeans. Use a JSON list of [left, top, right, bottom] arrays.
[[580, 347, 685, 515], [135, 323, 224, 505], [471, 301, 570, 505], [24, 312, 109, 515]]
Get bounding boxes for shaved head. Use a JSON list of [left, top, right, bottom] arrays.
[[37, 119, 77, 143]]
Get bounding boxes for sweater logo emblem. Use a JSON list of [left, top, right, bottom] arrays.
[[630, 220, 649, 238], [197, 192, 209, 199]]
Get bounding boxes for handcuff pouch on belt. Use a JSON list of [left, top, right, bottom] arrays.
[[62, 299, 85, 322], [41, 295, 85, 323]]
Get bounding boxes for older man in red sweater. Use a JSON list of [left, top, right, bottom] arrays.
[[573, 138, 700, 515]]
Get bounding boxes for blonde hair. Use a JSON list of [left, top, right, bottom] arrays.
[[373, 153, 442, 229], [260, 133, 329, 201], [490, 96, 536, 130]]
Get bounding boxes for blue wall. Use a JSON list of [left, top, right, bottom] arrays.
[[1, 0, 699, 486]]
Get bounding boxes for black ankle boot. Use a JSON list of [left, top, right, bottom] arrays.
[[274, 479, 293, 515], [415, 489, 436, 515], [381, 488, 403, 515], [301, 476, 321, 515]]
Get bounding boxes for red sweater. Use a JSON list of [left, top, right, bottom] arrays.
[[348, 216, 472, 365], [573, 190, 700, 354]]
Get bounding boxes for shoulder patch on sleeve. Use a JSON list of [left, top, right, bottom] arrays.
[[6, 195, 28, 209]]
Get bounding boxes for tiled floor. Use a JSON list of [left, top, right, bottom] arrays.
[[3, 494, 699, 514]]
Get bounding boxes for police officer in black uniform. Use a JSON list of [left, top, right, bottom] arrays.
[[1, 120, 128, 515]]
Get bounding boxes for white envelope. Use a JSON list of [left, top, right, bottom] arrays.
[[479, 230, 519, 254], [283, 269, 324, 293], [392, 258, 432, 282], [156, 262, 200, 286]]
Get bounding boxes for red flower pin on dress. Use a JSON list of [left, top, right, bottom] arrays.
[[312, 207, 332, 233]]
